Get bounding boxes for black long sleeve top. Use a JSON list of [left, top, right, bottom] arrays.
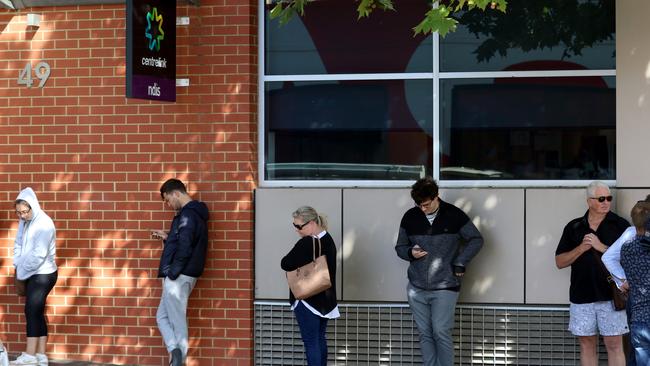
[[281, 232, 337, 315]]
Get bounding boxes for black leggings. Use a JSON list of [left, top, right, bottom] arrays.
[[24, 271, 57, 337]]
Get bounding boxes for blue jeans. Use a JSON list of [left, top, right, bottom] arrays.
[[293, 301, 329, 366], [626, 293, 636, 366], [407, 283, 459, 366], [630, 322, 650, 365]]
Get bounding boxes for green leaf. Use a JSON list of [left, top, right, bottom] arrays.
[[357, 0, 372, 18], [377, 0, 395, 11], [269, 3, 284, 19], [413, 5, 458, 37], [268, 0, 313, 25]]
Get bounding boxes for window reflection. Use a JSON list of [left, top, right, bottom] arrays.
[[265, 1, 432, 75], [265, 80, 432, 180], [441, 0, 615, 72], [440, 77, 615, 180], [262, 0, 617, 182]]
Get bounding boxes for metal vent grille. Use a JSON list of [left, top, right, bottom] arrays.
[[255, 302, 608, 365]]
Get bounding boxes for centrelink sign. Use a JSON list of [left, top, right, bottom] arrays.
[[126, 0, 176, 102]]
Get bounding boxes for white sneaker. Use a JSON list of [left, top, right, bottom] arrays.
[[9, 353, 38, 365], [35, 353, 47, 365]]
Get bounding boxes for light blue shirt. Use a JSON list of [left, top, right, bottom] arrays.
[[602, 226, 636, 288]]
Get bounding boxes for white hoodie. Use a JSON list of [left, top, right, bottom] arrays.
[[13, 187, 57, 280]]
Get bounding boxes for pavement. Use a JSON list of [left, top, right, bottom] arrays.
[[47, 362, 123, 366], [7, 353, 126, 366]]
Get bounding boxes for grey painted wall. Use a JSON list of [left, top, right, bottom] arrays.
[[616, 0, 650, 186], [256, 187, 640, 304]]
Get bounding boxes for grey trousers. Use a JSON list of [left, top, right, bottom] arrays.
[[156, 274, 197, 359], [407, 283, 459, 366]]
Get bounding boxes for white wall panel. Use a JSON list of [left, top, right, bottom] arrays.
[[616, 189, 649, 223], [616, 0, 650, 187], [254, 188, 342, 299], [342, 188, 524, 303], [526, 189, 588, 304], [442, 189, 525, 303], [256, 187, 634, 305], [341, 189, 412, 301], [526, 188, 633, 304]]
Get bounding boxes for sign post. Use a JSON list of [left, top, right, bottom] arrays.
[[126, 0, 176, 102]]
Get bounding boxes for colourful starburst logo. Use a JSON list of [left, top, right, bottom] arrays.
[[145, 7, 164, 51]]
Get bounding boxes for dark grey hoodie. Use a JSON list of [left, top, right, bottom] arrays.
[[395, 200, 483, 290]]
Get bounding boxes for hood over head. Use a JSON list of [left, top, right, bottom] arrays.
[[15, 187, 43, 219]]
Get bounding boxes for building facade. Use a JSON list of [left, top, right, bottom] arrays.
[[0, 0, 649, 365], [0, 1, 256, 365]]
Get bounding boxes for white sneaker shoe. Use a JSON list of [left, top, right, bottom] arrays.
[[35, 353, 47, 365], [9, 353, 38, 365]]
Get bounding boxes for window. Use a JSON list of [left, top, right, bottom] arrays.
[[260, 0, 616, 185], [265, 80, 432, 180]]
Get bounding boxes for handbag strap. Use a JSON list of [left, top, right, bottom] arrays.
[[312, 236, 322, 261]]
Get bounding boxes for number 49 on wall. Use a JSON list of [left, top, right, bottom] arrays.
[[17, 61, 51, 88]]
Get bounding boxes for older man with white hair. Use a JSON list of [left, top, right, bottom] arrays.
[[555, 181, 630, 366]]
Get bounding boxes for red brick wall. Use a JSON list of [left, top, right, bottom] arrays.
[[0, 1, 256, 365]]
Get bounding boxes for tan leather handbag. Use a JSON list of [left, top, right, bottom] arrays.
[[286, 237, 331, 300]]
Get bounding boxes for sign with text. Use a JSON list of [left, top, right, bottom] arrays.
[[126, 0, 176, 102]]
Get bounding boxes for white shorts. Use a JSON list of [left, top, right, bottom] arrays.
[[568, 301, 629, 336]]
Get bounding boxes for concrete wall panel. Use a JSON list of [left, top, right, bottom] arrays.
[[526, 189, 589, 304], [341, 189, 412, 301], [255, 189, 342, 300], [340, 188, 524, 303], [442, 189, 525, 303], [616, 0, 650, 186]]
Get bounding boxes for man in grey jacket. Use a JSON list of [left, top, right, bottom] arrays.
[[396, 177, 483, 366]]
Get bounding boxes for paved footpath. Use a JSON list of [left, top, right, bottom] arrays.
[[7, 354, 131, 366], [48, 361, 127, 366]]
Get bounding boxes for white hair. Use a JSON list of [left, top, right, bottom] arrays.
[[586, 181, 610, 198]]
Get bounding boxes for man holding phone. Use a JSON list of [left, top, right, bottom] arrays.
[[395, 177, 483, 366], [151, 178, 209, 366]]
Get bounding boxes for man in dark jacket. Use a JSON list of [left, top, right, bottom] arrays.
[[151, 178, 209, 366], [395, 177, 483, 366]]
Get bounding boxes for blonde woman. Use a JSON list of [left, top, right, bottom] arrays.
[[281, 206, 338, 366]]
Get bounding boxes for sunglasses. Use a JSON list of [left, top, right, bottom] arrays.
[[292, 221, 310, 230], [590, 195, 613, 203]]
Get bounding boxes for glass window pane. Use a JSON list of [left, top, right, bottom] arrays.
[[439, 77, 615, 180], [440, 0, 615, 72], [265, 1, 432, 75], [265, 80, 433, 180]]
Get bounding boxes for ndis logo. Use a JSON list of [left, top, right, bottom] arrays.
[[145, 7, 165, 51], [147, 82, 161, 97]]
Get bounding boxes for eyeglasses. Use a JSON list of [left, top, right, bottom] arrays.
[[590, 196, 613, 203], [15, 208, 31, 215], [292, 221, 310, 230]]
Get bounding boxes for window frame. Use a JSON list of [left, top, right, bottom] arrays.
[[257, 1, 617, 188]]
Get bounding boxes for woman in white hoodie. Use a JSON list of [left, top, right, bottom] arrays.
[[11, 188, 57, 366]]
